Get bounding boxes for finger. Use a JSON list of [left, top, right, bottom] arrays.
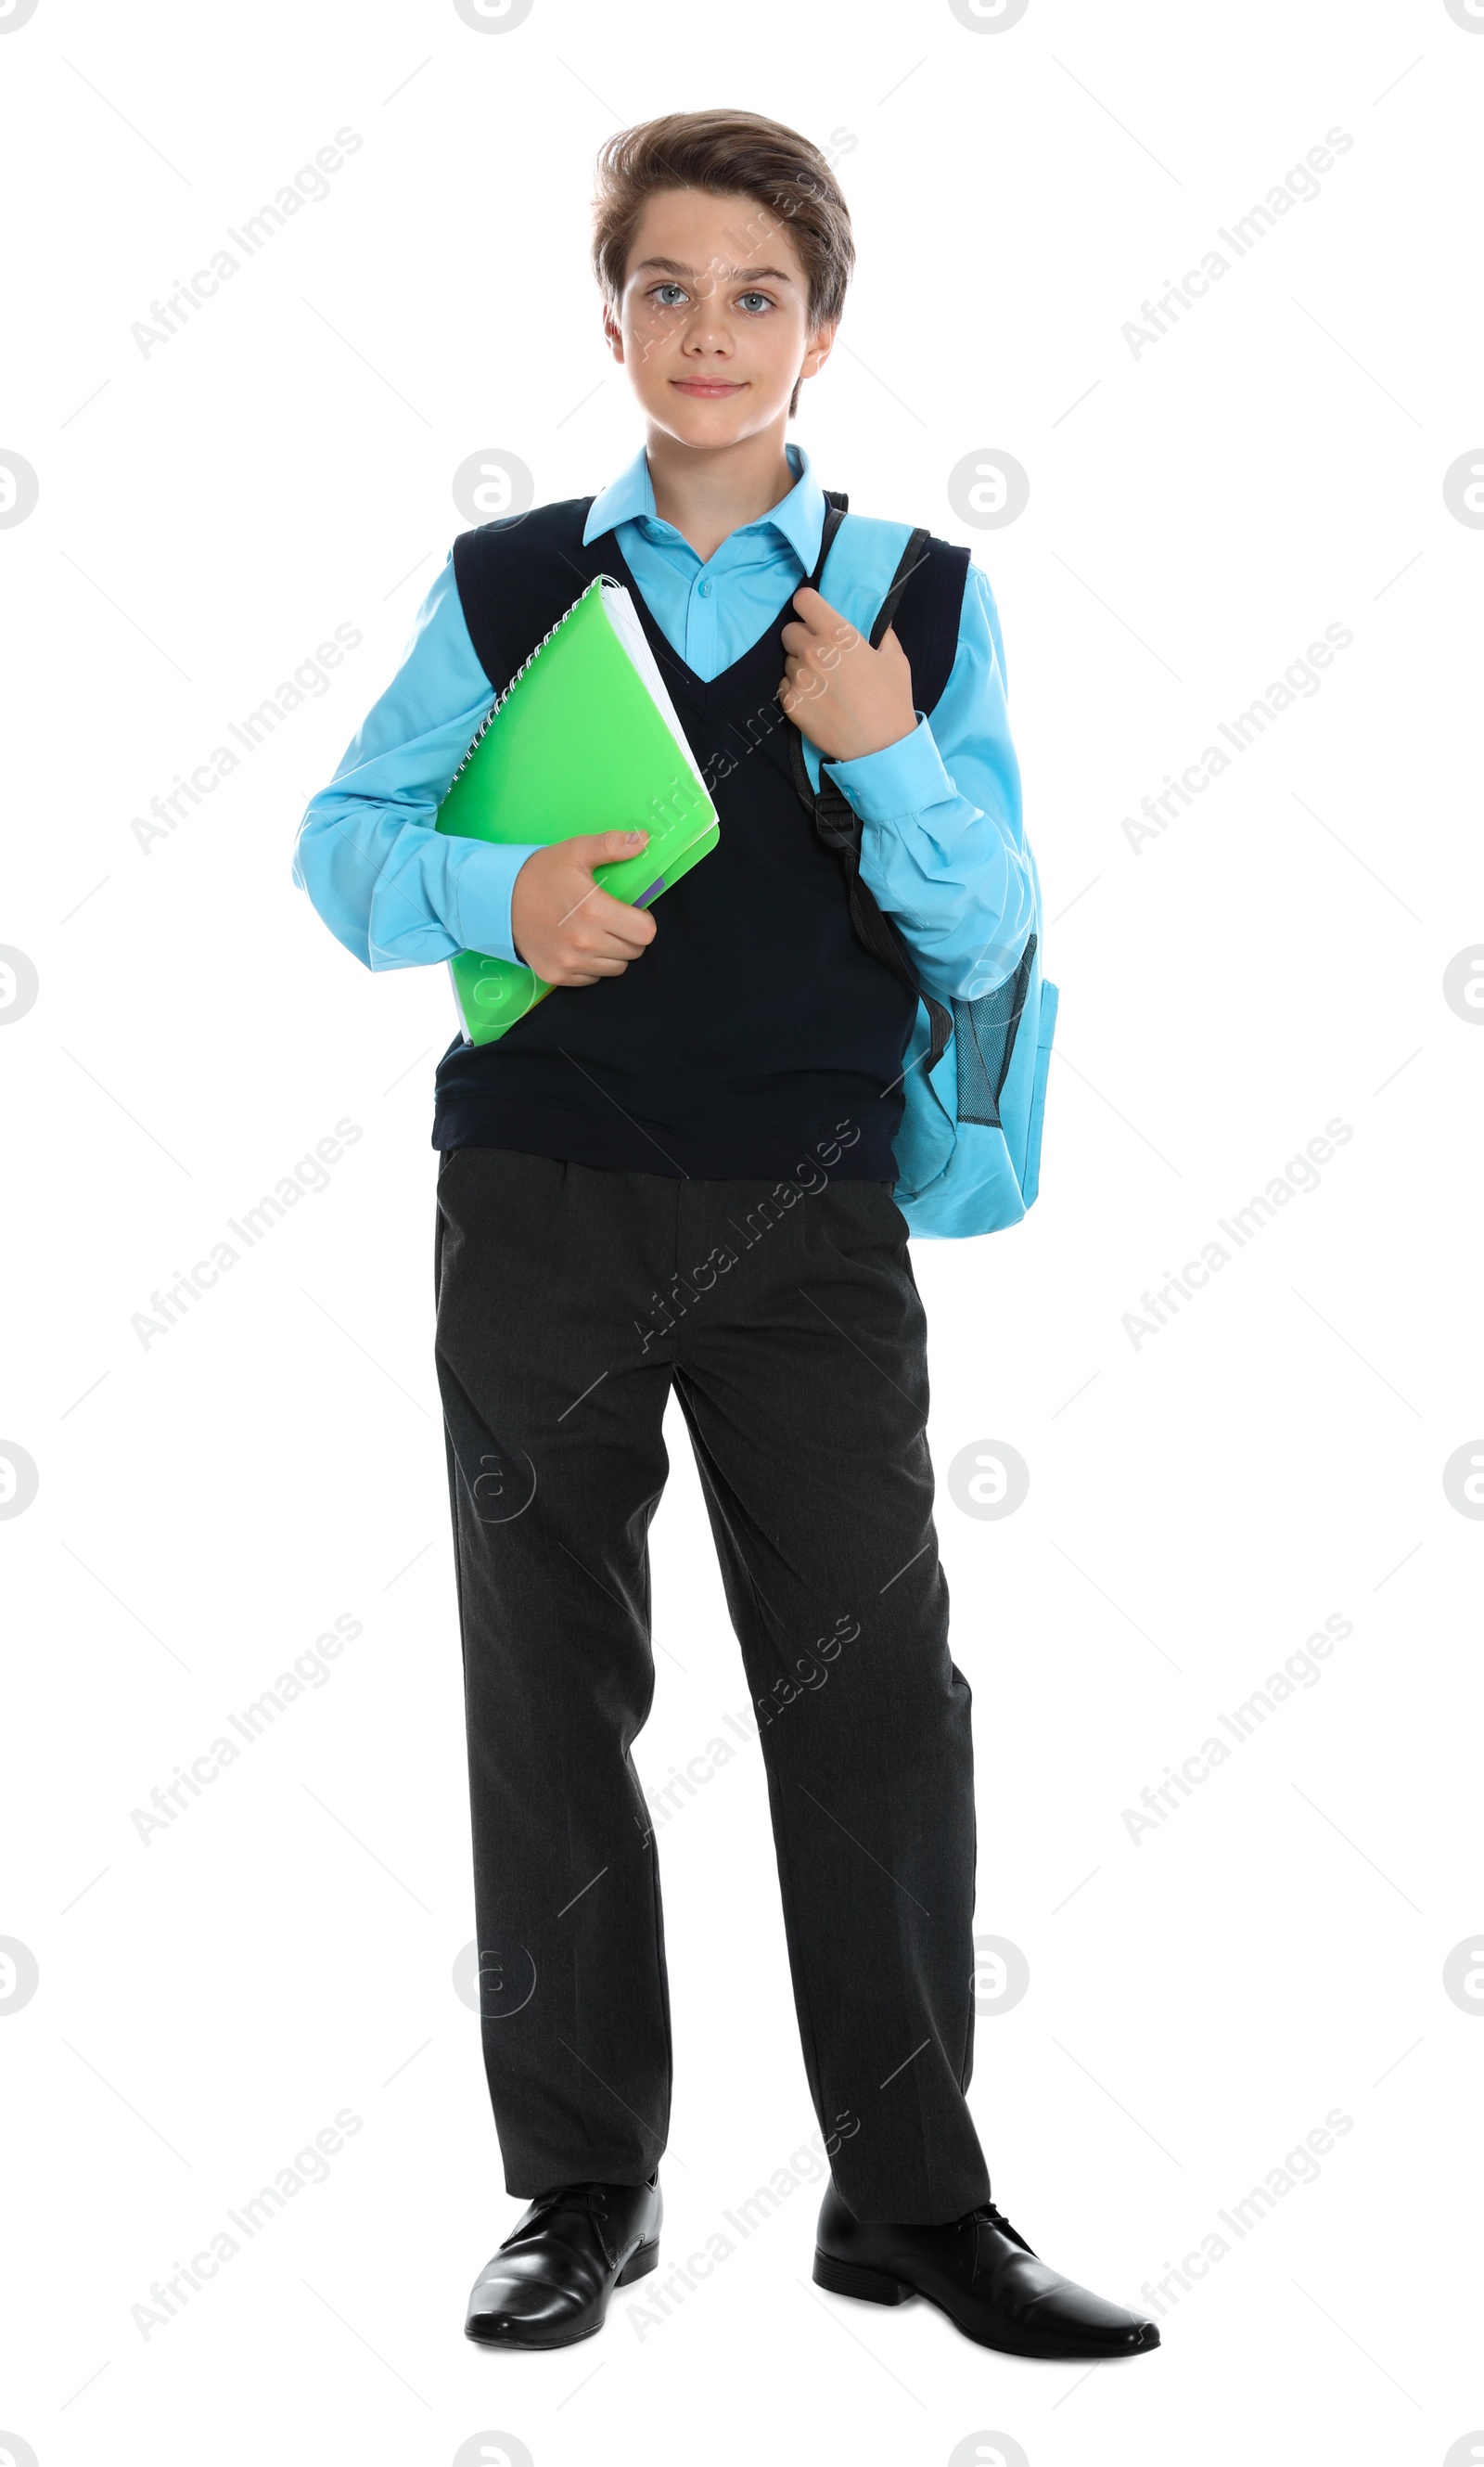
[[782, 614, 839, 656], [570, 827, 650, 872], [558, 922, 653, 972], [551, 955, 631, 984], [792, 586, 852, 638], [576, 922, 652, 963], [583, 886, 658, 942], [554, 877, 659, 936], [779, 646, 826, 694]]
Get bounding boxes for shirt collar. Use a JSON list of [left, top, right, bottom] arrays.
[[582, 439, 825, 573]]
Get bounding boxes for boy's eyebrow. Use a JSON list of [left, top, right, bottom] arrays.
[[633, 255, 796, 286]]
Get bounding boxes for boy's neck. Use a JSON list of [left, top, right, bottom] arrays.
[[643, 418, 799, 564]]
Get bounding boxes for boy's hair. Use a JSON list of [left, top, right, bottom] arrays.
[[592, 109, 853, 417]]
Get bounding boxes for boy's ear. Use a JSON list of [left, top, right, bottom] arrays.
[[800, 319, 838, 382], [602, 304, 624, 363]]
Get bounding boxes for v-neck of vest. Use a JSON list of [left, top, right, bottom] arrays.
[[588, 528, 808, 712]]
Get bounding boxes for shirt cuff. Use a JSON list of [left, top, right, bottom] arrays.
[[447, 839, 544, 968], [822, 713, 954, 822]]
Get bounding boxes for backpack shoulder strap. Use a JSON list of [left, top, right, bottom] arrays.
[[806, 491, 849, 586], [869, 524, 930, 646], [787, 509, 957, 1073]]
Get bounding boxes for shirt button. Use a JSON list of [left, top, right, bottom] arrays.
[[697, 578, 712, 597]]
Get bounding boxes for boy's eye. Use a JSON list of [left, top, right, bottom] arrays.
[[646, 282, 774, 314]]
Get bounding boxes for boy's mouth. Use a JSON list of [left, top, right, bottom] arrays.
[[671, 379, 747, 398]]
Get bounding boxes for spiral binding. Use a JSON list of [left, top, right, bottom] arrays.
[[445, 572, 623, 790]]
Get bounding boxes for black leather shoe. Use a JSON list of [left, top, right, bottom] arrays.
[[813, 2180, 1159, 2360], [465, 2173, 661, 2349]]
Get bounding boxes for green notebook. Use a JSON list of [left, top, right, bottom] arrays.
[[436, 573, 720, 1043]]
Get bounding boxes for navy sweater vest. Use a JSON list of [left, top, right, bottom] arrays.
[[432, 495, 968, 1181]]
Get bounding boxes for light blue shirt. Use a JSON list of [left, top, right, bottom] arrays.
[[292, 442, 1034, 1005]]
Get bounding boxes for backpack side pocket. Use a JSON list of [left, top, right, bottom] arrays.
[[1019, 977, 1058, 1209]]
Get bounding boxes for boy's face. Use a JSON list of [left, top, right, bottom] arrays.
[[604, 186, 836, 447]]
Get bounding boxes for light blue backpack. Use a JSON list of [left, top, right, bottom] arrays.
[[790, 499, 1057, 1240], [889, 923, 1058, 1240]]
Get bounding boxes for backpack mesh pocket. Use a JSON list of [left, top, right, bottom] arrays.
[[951, 935, 1036, 1127]]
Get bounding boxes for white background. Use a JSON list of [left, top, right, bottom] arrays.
[[3, 1, 1482, 2461]]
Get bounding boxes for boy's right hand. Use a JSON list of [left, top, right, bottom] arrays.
[[509, 829, 658, 986]]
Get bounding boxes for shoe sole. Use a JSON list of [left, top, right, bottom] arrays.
[[466, 2239, 660, 2350], [811, 2247, 1160, 2360]]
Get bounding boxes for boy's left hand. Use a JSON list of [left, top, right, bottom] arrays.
[[777, 586, 917, 764]]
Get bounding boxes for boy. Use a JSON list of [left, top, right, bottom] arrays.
[[294, 108, 1156, 2364]]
